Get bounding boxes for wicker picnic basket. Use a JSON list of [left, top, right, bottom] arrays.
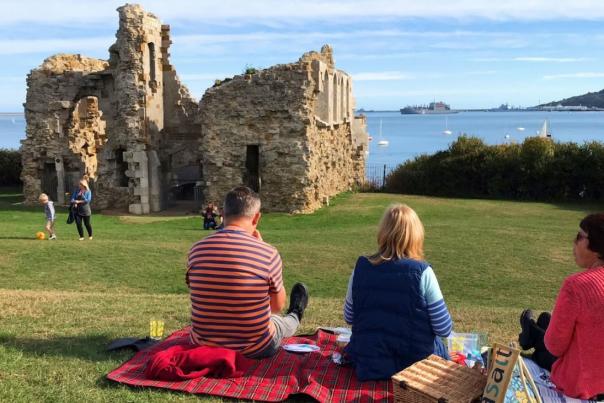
[[391, 355, 487, 403]]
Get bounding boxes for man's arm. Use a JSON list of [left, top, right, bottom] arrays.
[[270, 287, 286, 313], [267, 249, 285, 313]]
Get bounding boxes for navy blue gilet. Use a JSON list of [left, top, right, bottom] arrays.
[[345, 256, 435, 381]]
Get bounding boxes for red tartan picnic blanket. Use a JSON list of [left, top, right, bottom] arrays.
[[107, 327, 392, 402]]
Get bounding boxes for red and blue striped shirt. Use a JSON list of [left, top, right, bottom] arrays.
[[186, 226, 284, 356]]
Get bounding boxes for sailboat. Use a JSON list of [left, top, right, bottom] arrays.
[[537, 120, 551, 138], [377, 119, 389, 147], [442, 117, 452, 135], [516, 127, 525, 131]]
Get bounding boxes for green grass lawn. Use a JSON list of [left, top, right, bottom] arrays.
[[1, 188, 601, 402]]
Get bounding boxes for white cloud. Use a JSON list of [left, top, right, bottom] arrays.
[[514, 56, 590, 63], [543, 72, 604, 80], [0, 29, 542, 56], [466, 70, 498, 75], [173, 30, 525, 47], [354, 87, 524, 98], [174, 30, 407, 45], [3, 1, 604, 24], [354, 70, 497, 82], [471, 57, 505, 62], [473, 56, 593, 63], [179, 73, 234, 81], [0, 37, 112, 55], [352, 71, 415, 81]]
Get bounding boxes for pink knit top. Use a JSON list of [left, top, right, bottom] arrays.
[[544, 266, 604, 399]]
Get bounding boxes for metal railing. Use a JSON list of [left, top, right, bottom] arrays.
[[365, 164, 397, 189]]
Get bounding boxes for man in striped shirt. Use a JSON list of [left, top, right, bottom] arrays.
[[187, 186, 309, 358]]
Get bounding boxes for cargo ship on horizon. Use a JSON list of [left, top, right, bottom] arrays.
[[400, 101, 458, 115]]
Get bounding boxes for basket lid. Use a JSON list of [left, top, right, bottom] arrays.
[[391, 355, 487, 403]]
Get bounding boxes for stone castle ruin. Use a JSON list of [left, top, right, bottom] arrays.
[[21, 4, 368, 214]]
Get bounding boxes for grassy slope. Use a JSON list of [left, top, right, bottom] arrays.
[[0, 189, 601, 402]]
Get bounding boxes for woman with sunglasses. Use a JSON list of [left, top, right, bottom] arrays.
[[518, 213, 604, 400]]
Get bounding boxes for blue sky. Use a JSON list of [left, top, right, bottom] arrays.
[[2, 0, 604, 111]]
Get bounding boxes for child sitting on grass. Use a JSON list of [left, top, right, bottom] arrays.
[[202, 202, 219, 230], [38, 193, 57, 240]]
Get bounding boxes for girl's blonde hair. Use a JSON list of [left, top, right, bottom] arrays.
[[79, 179, 89, 191], [368, 203, 425, 265]]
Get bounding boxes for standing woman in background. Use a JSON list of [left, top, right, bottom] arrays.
[[70, 177, 93, 240]]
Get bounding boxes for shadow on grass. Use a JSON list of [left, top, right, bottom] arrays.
[[0, 333, 135, 362], [0, 236, 37, 240], [551, 201, 604, 214]]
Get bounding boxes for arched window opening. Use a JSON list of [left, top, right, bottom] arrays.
[[148, 42, 157, 91], [115, 148, 129, 187], [245, 145, 260, 192], [332, 74, 338, 123]]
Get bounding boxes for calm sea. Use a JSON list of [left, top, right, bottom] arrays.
[[2, 111, 604, 167], [365, 111, 604, 167], [0, 114, 26, 150]]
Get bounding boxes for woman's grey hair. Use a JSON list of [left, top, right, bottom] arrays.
[[223, 186, 261, 218]]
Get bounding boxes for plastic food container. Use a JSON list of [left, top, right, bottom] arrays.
[[447, 332, 479, 355], [336, 333, 351, 348]]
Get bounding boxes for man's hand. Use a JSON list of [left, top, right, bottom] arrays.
[[269, 287, 286, 314]]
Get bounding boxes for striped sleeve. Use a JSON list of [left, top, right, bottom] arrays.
[[267, 250, 283, 293], [421, 267, 453, 337], [427, 299, 453, 337], [343, 270, 354, 325]]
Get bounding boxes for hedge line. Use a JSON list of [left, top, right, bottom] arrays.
[[0, 149, 22, 186], [385, 135, 604, 201]]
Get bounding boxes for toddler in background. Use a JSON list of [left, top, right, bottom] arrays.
[[38, 193, 57, 240]]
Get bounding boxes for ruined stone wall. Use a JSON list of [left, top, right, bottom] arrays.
[[200, 45, 366, 213], [304, 122, 361, 211], [66, 96, 107, 179], [21, 4, 365, 215], [200, 65, 311, 212], [300, 46, 365, 211], [351, 114, 369, 179], [22, 4, 198, 213], [109, 4, 165, 214], [159, 24, 202, 200], [21, 54, 110, 205]]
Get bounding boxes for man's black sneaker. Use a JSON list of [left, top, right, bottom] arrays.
[[286, 282, 309, 321], [518, 309, 535, 350]]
